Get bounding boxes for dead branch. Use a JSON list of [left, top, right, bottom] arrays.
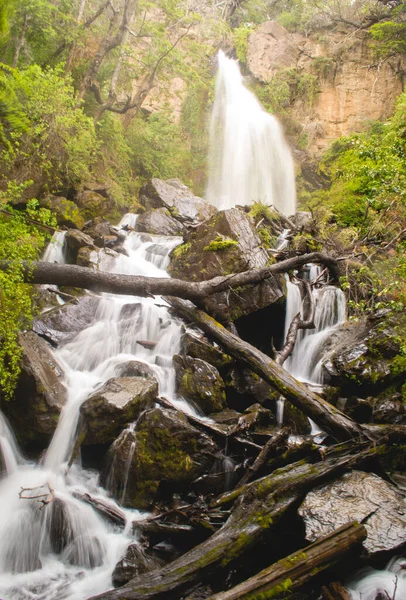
[[19, 482, 54, 509]]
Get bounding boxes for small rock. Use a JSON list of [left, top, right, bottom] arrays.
[[64, 230, 96, 264], [136, 208, 185, 236], [112, 543, 160, 587]]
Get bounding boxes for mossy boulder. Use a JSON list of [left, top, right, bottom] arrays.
[[74, 189, 116, 222], [180, 331, 233, 371], [40, 195, 85, 229], [4, 331, 67, 444], [282, 401, 312, 435], [223, 366, 278, 412], [322, 311, 406, 391], [169, 208, 285, 321], [173, 355, 226, 415], [102, 406, 217, 509], [135, 208, 185, 236], [139, 178, 216, 228], [80, 376, 158, 445]]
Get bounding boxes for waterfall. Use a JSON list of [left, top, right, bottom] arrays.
[[0, 216, 196, 600], [206, 51, 296, 216], [347, 557, 406, 600]]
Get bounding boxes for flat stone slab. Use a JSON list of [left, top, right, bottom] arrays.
[[299, 470, 406, 554]]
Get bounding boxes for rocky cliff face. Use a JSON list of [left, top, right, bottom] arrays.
[[247, 21, 406, 155]]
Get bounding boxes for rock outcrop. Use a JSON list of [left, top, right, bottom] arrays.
[[247, 21, 406, 154], [174, 355, 226, 415]]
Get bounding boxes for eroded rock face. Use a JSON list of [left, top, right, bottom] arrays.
[[103, 406, 217, 509], [169, 208, 285, 321], [135, 208, 185, 236], [247, 21, 406, 154], [5, 332, 67, 443], [80, 377, 158, 444], [139, 178, 216, 227], [33, 296, 100, 347], [174, 355, 226, 415], [299, 470, 406, 554]]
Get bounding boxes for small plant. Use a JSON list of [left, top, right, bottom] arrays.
[[203, 236, 238, 252]]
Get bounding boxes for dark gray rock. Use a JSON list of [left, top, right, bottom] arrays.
[[114, 360, 157, 380], [174, 355, 226, 414], [136, 208, 185, 236], [64, 230, 96, 264], [180, 331, 233, 371], [299, 470, 406, 554], [5, 332, 66, 443], [139, 178, 216, 227], [112, 543, 160, 587], [80, 376, 159, 445], [33, 295, 100, 346]]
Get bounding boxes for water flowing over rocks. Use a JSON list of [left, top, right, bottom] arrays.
[[139, 178, 217, 227], [299, 470, 406, 555], [80, 376, 159, 445], [169, 207, 285, 321], [5, 331, 66, 444]]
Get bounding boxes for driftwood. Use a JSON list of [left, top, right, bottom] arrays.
[[89, 441, 384, 600], [0, 251, 340, 301], [236, 428, 290, 487], [19, 482, 54, 509], [207, 521, 366, 600], [166, 298, 365, 442]]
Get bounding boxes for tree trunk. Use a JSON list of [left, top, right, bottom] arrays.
[[207, 521, 366, 600], [167, 298, 365, 442], [88, 442, 384, 600], [12, 12, 28, 68], [0, 251, 340, 301]]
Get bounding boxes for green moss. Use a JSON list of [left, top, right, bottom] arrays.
[[203, 236, 239, 252], [171, 242, 191, 259], [245, 578, 293, 599]]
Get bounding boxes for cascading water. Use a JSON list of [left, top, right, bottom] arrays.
[[0, 217, 194, 600], [346, 557, 406, 600], [206, 51, 296, 216]]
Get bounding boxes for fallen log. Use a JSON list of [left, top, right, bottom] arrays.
[[321, 582, 352, 600], [88, 442, 384, 600], [236, 428, 290, 487], [207, 521, 366, 600], [0, 251, 340, 301], [166, 298, 365, 442]]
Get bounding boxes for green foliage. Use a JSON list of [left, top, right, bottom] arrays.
[[249, 201, 278, 222], [233, 24, 254, 63], [257, 68, 319, 114], [203, 236, 239, 252], [370, 20, 406, 57], [311, 56, 334, 79], [0, 201, 55, 398]]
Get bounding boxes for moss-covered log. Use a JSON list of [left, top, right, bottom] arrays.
[[207, 521, 366, 600], [88, 442, 384, 600], [167, 298, 365, 442]]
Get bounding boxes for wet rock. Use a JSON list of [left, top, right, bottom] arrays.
[[299, 470, 406, 554], [64, 230, 96, 264], [76, 246, 100, 268], [169, 208, 285, 321], [322, 312, 406, 390], [83, 218, 126, 244], [224, 366, 278, 412], [112, 543, 160, 587], [40, 195, 84, 229], [180, 331, 233, 371], [139, 178, 216, 227], [94, 235, 119, 249], [281, 401, 311, 435], [104, 406, 217, 509], [114, 360, 157, 380], [135, 208, 185, 236], [372, 390, 405, 424], [336, 396, 373, 423], [5, 332, 66, 443], [211, 408, 242, 427], [80, 376, 159, 445], [174, 355, 226, 414], [33, 295, 100, 346]]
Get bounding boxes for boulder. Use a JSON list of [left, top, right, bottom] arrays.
[[74, 189, 116, 221], [102, 406, 217, 509], [173, 355, 226, 414], [139, 178, 216, 227], [83, 218, 126, 244], [40, 195, 84, 229], [135, 208, 185, 236], [33, 295, 100, 347], [180, 331, 233, 371], [80, 376, 158, 445], [299, 470, 406, 555], [112, 543, 160, 587], [372, 390, 406, 425], [224, 365, 278, 411], [64, 230, 96, 264], [76, 246, 100, 268], [114, 360, 157, 380], [5, 332, 66, 443], [322, 312, 406, 390], [169, 208, 285, 321]]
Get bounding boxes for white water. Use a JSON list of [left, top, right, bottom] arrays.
[[206, 51, 296, 216], [0, 217, 194, 600], [347, 557, 406, 600]]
